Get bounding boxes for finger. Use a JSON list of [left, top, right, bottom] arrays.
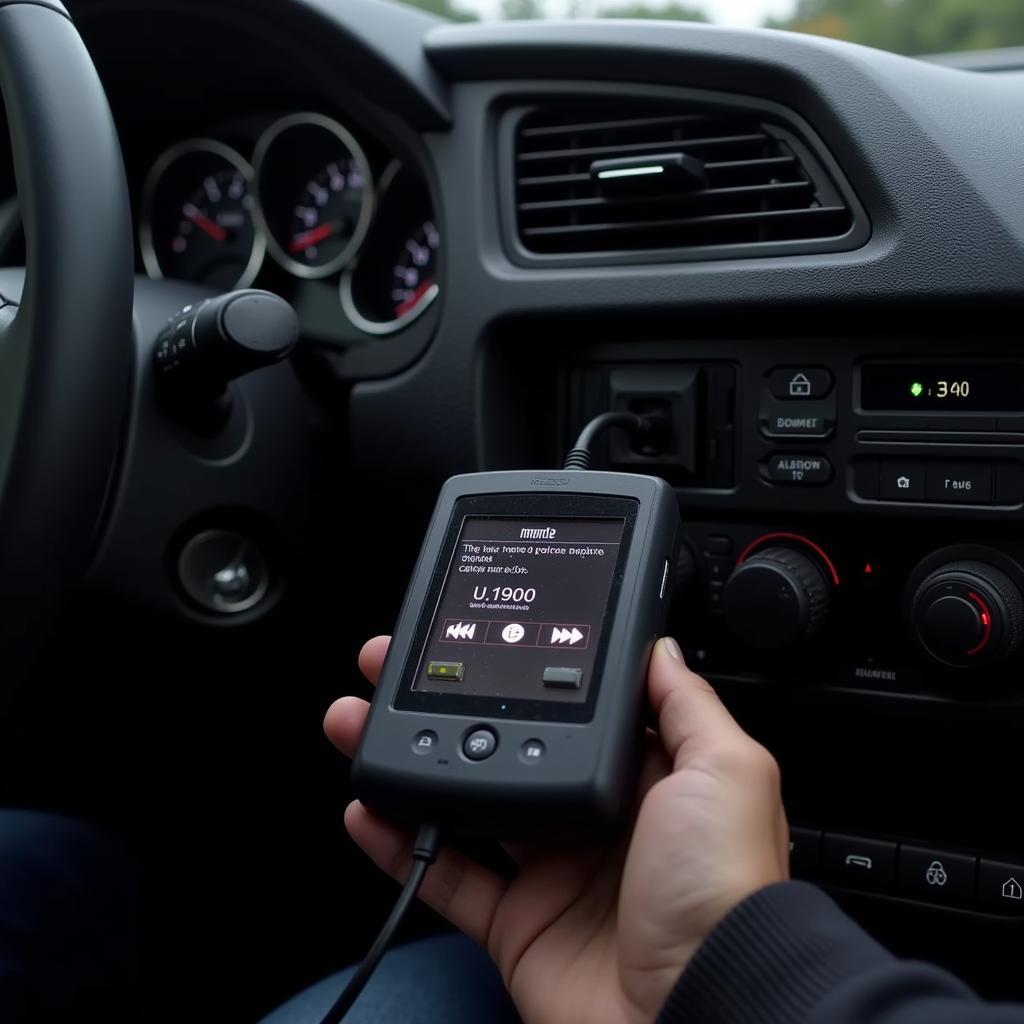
[[648, 637, 753, 769], [345, 801, 508, 946], [357, 635, 392, 687], [323, 696, 370, 757]]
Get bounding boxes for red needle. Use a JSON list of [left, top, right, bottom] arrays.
[[394, 279, 434, 317], [289, 221, 338, 253], [183, 205, 227, 243]]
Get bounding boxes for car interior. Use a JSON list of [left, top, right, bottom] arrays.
[[1, 0, 1024, 1020]]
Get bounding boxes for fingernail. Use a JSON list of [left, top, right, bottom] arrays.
[[660, 636, 684, 662]]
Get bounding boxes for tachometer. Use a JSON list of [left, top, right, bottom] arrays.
[[340, 164, 440, 336], [391, 220, 440, 318], [254, 113, 373, 279], [140, 140, 263, 290]]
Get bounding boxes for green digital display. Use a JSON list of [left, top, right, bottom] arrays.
[[861, 363, 1024, 412]]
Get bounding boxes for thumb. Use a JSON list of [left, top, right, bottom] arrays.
[[648, 637, 753, 770]]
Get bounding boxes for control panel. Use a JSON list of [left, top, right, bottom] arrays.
[[562, 339, 1024, 707]]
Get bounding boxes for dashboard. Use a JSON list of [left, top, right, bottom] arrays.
[[5, 0, 1024, 1017]]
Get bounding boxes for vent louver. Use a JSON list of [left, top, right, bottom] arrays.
[[514, 100, 855, 257]]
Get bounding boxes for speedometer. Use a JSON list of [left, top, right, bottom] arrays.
[[254, 113, 373, 279], [139, 140, 263, 290]]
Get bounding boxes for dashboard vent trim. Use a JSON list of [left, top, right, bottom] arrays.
[[510, 99, 862, 260]]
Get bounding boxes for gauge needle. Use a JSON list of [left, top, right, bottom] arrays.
[[183, 203, 227, 243], [394, 279, 435, 317], [289, 221, 340, 253]]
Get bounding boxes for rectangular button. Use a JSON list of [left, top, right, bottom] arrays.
[[704, 535, 733, 555], [759, 395, 836, 439], [542, 667, 583, 690], [926, 462, 993, 505], [824, 834, 897, 889], [789, 827, 822, 877], [879, 461, 926, 501], [979, 859, 1024, 913], [898, 846, 976, 907], [426, 661, 464, 682], [853, 459, 879, 500]]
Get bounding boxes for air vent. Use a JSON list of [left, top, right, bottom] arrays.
[[513, 100, 856, 258]]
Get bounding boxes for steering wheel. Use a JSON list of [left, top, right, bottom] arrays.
[[0, 1, 133, 698]]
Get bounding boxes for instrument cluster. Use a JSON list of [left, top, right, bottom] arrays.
[[138, 112, 439, 336]]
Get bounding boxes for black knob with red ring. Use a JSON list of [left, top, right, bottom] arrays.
[[722, 532, 839, 650], [910, 561, 1024, 667]]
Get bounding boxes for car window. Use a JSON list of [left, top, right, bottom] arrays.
[[393, 0, 1024, 57]]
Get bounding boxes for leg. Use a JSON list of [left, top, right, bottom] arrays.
[[0, 810, 144, 1023], [260, 932, 521, 1024]]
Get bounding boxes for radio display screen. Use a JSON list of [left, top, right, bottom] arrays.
[[861, 363, 1024, 412]]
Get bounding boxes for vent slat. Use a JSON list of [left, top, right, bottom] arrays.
[[518, 181, 814, 213], [520, 113, 715, 139], [517, 134, 768, 164], [521, 206, 848, 240], [513, 100, 852, 256]]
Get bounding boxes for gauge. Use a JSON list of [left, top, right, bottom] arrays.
[[391, 220, 440, 318], [340, 164, 440, 336], [253, 113, 374, 279], [140, 140, 263, 290]]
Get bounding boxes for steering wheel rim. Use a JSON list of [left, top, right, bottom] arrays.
[[0, 1, 133, 694]]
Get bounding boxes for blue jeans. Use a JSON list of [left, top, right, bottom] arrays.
[[260, 933, 521, 1024], [0, 810, 144, 1022]]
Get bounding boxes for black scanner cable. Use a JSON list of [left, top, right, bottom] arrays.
[[320, 410, 664, 1022]]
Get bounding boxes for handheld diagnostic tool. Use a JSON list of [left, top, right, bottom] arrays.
[[352, 468, 680, 840]]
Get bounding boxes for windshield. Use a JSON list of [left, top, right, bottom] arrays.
[[396, 0, 1024, 57]]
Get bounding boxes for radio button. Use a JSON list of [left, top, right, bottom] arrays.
[[519, 740, 546, 764], [542, 666, 583, 690], [412, 731, 439, 755], [758, 396, 836, 439], [764, 453, 833, 485], [463, 728, 498, 761], [879, 461, 926, 501], [768, 367, 832, 400], [926, 463, 993, 505], [426, 661, 465, 681]]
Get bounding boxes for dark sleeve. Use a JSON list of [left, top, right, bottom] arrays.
[[655, 880, 1024, 1024]]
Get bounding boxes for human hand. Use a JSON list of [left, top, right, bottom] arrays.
[[325, 636, 789, 1024]]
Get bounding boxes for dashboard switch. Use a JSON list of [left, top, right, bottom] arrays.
[[979, 860, 1024, 912], [763, 452, 833, 485], [879, 461, 926, 502], [824, 834, 897, 890], [768, 367, 832, 400], [898, 846, 976, 907], [759, 393, 836, 439], [926, 462, 993, 505]]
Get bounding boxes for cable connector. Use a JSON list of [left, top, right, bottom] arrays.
[[563, 410, 662, 470]]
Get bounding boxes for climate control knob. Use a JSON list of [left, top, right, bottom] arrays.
[[911, 561, 1024, 667], [722, 546, 831, 649]]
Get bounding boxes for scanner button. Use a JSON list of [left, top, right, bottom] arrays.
[[520, 739, 546, 764], [463, 728, 498, 761], [426, 661, 464, 682], [543, 666, 583, 689], [412, 731, 438, 755]]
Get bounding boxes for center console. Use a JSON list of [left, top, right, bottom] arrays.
[[566, 339, 1024, 704]]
